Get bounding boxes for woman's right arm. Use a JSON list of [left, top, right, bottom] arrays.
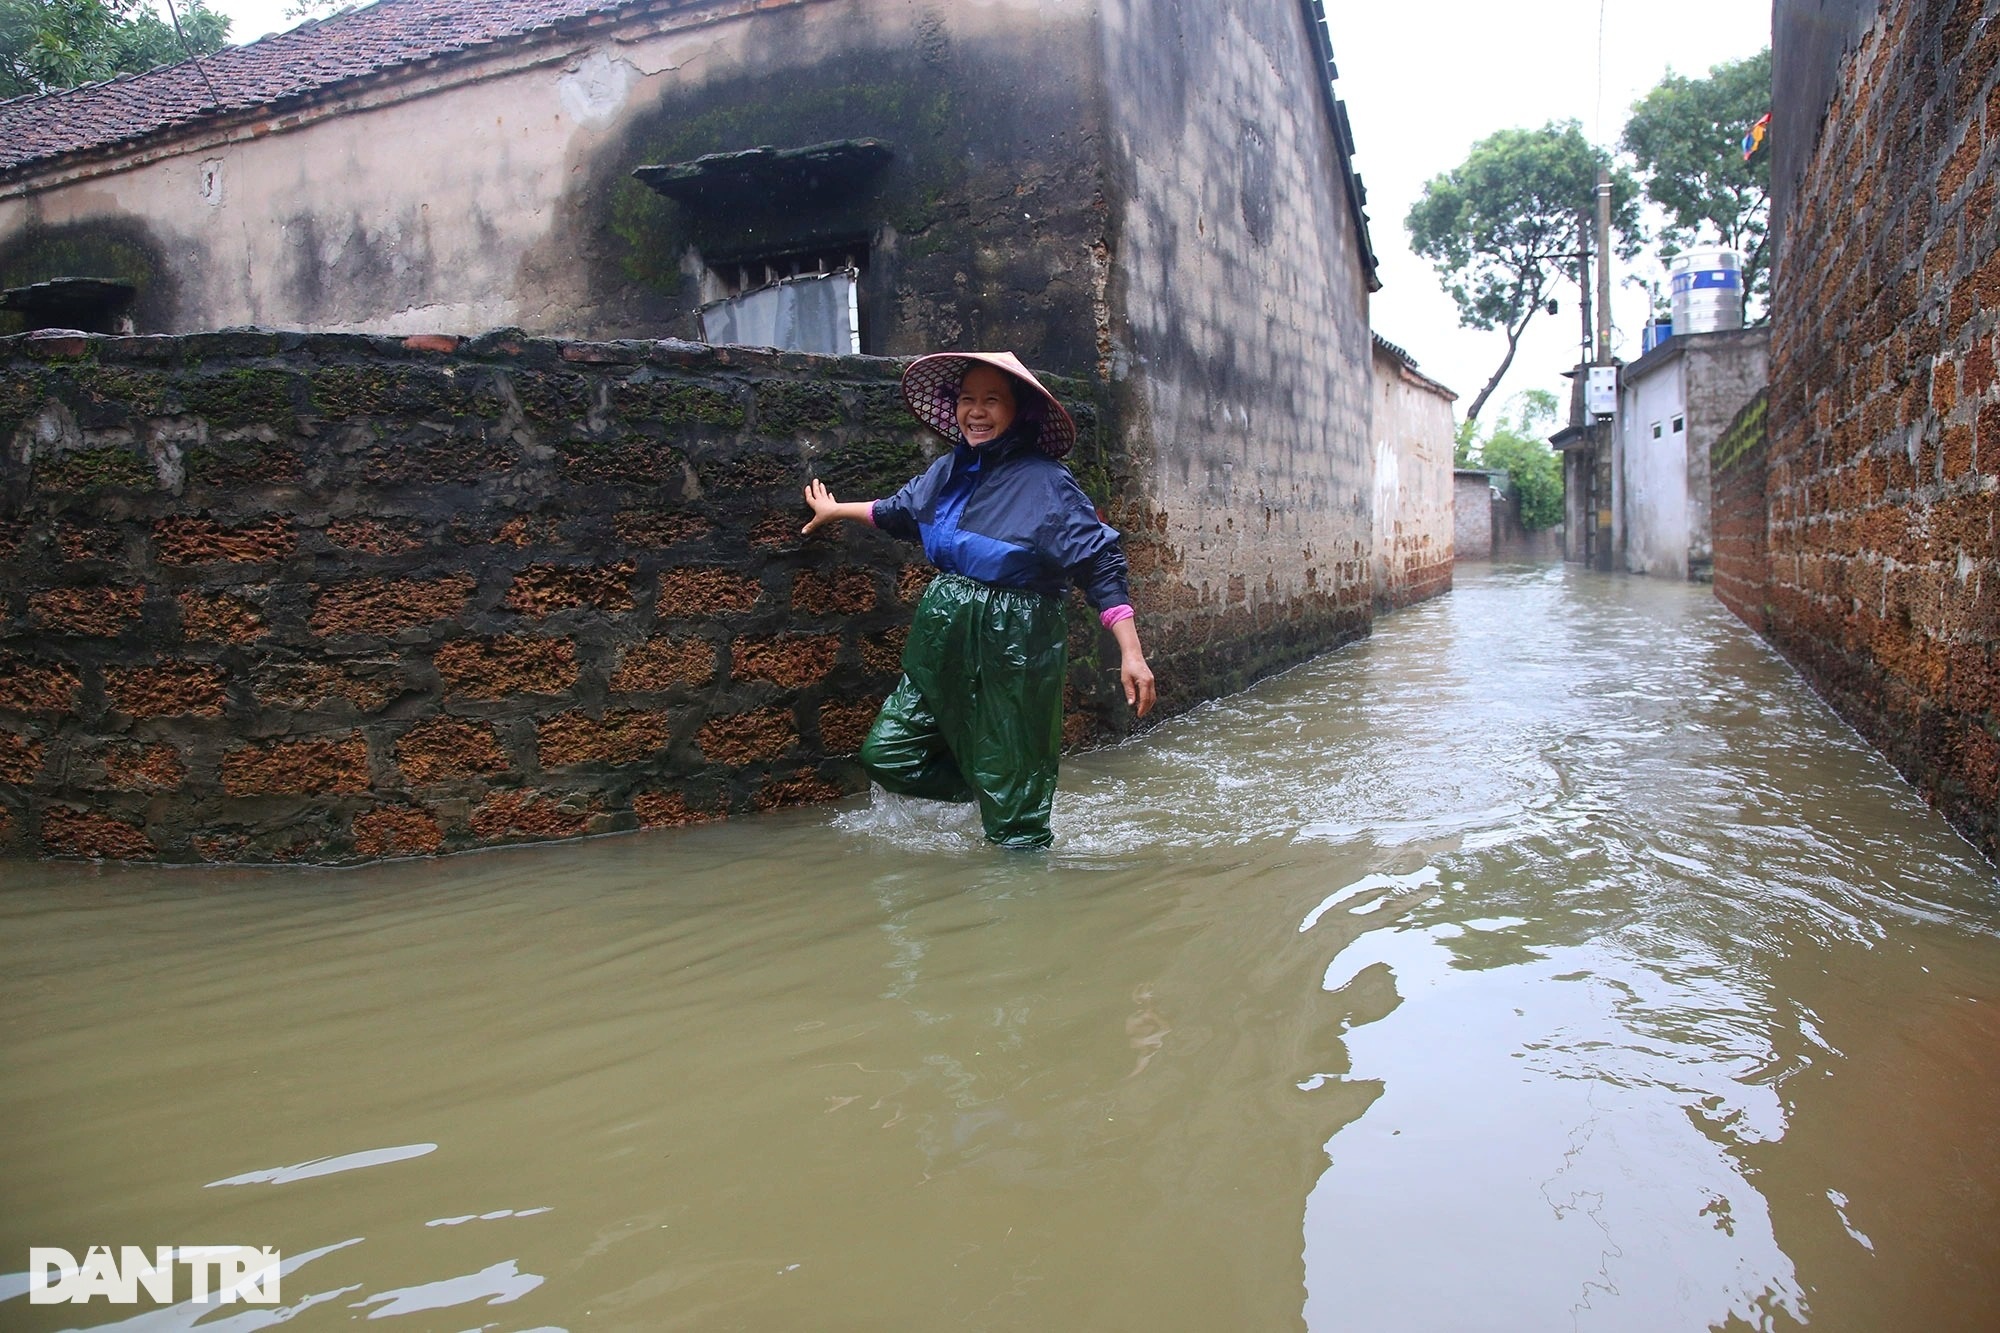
[[808, 456, 941, 542], [800, 479, 879, 535]]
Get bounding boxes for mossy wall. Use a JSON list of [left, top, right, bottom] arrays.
[[0, 329, 1127, 865], [545, 6, 1107, 370], [0, 215, 182, 336]]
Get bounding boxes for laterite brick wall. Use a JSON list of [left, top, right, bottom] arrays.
[[1710, 391, 1770, 633], [0, 329, 1124, 864], [1762, 0, 1999, 860]]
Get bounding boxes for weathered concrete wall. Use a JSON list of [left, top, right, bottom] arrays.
[[0, 328, 1133, 864], [1370, 344, 1456, 607], [1711, 390, 1770, 633], [1619, 328, 1769, 581], [0, 0, 1107, 370], [1558, 424, 1615, 570], [1681, 329, 1770, 579], [1095, 0, 1377, 704], [1452, 471, 1495, 561], [1760, 0, 1999, 861], [1493, 493, 1562, 563]]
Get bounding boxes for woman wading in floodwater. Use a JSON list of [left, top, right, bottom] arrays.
[[801, 352, 1156, 848]]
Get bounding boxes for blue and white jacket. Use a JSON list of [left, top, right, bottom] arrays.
[[870, 426, 1131, 611]]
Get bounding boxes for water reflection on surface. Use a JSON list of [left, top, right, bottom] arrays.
[[2, 566, 1996, 1331]]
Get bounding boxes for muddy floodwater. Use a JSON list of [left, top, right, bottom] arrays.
[[4, 565, 1998, 1332]]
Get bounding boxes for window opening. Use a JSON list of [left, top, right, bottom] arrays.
[[2, 277, 136, 334], [1671, 414, 1685, 434], [699, 243, 866, 356], [1651, 421, 1663, 439]]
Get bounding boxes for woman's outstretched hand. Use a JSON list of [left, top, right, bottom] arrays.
[[801, 479, 843, 535], [802, 481, 882, 536]]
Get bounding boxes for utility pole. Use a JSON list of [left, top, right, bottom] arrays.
[[1595, 167, 1613, 363], [1554, 170, 1620, 571], [1594, 165, 1617, 573], [1570, 214, 1592, 430]]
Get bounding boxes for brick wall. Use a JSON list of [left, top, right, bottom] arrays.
[[1711, 391, 1771, 632], [1762, 0, 1999, 860], [0, 329, 1130, 864]]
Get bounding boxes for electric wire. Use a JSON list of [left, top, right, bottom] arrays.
[[161, 0, 225, 107], [1595, 0, 1608, 143]]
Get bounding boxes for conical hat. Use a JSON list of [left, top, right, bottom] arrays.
[[900, 351, 1078, 459]]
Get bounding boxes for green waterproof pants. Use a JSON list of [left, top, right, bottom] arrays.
[[860, 572, 1069, 848]]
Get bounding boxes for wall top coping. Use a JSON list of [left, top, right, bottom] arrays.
[[1620, 325, 1773, 386], [0, 327, 916, 380]]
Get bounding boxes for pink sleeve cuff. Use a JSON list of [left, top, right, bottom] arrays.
[[1099, 604, 1134, 628]]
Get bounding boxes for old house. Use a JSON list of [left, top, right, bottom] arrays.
[[1368, 334, 1455, 606], [0, 0, 1408, 862], [1615, 326, 1769, 581]]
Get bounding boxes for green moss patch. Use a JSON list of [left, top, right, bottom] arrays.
[[311, 366, 473, 420], [509, 373, 593, 425], [1713, 390, 1769, 472], [696, 451, 801, 493], [619, 378, 744, 428], [559, 437, 687, 488], [72, 368, 174, 419], [816, 437, 924, 496], [187, 441, 305, 487], [42, 446, 155, 492], [756, 383, 842, 434], [181, 369, 296, 429]]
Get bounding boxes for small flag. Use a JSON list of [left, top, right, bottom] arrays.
[[1741, 112, 1770, 162]]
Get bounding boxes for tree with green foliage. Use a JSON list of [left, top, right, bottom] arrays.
[[1621, 48, 1772, 323], [1456, 422, 1488, 474], [1407, 120, 1639, 425], [0, 0, 229, 99], [1461, 391, 1563, 531]]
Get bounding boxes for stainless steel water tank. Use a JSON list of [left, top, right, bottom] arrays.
[[1669, 248, 1743, 334]]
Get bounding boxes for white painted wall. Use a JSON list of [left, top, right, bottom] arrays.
[[1620, 355, 1691, 578], [1371, 347, 1457, 601]]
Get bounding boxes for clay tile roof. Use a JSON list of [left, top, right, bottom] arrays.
[[0, 0, 648, 178], [1371, 332, 1458, 401]]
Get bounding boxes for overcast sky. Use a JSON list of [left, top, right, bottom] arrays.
[[1326, 0, 1770, 421], [201, 0, 1771, 422]]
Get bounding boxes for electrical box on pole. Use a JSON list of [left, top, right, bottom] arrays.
[[1587, 366, 1618, 417]]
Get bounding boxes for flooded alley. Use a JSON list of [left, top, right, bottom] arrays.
[[4, 565, 1997, 1332]]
